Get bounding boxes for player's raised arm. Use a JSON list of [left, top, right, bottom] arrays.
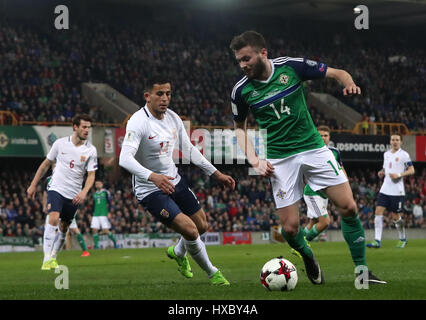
[[27, 158, 53, 199], [325, 67, 361, 96]]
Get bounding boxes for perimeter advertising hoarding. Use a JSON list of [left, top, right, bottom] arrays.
[[329, 134, 391, 161], [0, 126, 91, 157]]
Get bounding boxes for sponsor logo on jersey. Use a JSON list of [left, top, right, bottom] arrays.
[[81, 155, 86, 162], [276, 189, 286, 200], [279, 74, 289, 85], [160, 209, 170, 218]]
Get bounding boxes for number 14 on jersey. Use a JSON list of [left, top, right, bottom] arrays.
[[270, 98, 290, 119]]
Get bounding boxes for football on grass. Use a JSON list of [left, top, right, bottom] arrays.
[[260, 257, 298, 291]]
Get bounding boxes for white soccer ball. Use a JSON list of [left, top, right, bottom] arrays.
[[260, 257, 298, 291]]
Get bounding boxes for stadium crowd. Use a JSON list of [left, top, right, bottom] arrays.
[[1, 165, 425, 244], [1, 12, 424, 131]]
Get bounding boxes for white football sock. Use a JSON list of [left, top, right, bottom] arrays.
[[394, 218, 406, 240], [174, 236, 186, 257], [374, 215, 384, 241], [43, 224, 58, 263], [51, 229, 68, 259], [184, 236, 218, 277]]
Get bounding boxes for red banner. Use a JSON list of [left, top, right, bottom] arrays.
[[222, 232, 252, 245], [115, 128, 126, 157], [416, 136, 426, 162]]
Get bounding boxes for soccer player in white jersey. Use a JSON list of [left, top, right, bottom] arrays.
[[27, 114, 98, 270], [119, 74, 235, 285], [367, 134, 415, 249], [43, 164, 90, 257]]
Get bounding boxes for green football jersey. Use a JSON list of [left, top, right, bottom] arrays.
[[304, 146, 343, 198], [231, 57, 327, 159], [93, 189, 111, 217]]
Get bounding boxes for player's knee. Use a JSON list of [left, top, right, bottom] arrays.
[[197, 221, 209, 235], [182, 225, 199, 241], [341, 200, 357, 216], [282, 224, 298, 237]]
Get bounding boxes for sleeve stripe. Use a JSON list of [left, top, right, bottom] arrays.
[[273, 57, 304, 65], [231, 76, 248, 100]]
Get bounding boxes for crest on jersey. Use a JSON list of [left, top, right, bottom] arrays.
[[279, 74, 289, 85], [395, 157, 399, 162], [81, 155, 86, 163], [160, 209, 170, 218], [276, 189, 287, 200]]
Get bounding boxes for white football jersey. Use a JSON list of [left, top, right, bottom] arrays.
[[47, 136, 98, 199], [379, 148, 412, 196], [122, 105, 216, 201]]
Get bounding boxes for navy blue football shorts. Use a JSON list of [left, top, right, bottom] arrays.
[[140, 178, 201, 226], [47, 190, 79, 222], [376, 192, 404, 213]]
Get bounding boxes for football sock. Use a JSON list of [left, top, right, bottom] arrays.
[[43, 223, 58, 263], [108, 232, 117, 246], [77, 233, 88, 251], [281, 226, 314, 259], [51, 229, 67, 259], [305, 224, 321, 242], [341, 215, 367, 267], [303, 226, 310, 236], [394, 218, 406, 240], [174, 236, 187, 257], [184, 236, 218, 277], [93, 233, 99, 248], [374, 215, 384, 241]]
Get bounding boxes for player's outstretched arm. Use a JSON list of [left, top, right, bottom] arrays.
[[325, 67, 361, 96], [27, 158, 52, 199]]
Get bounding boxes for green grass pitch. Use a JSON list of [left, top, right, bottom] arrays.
[[1, 239, 426, 300]]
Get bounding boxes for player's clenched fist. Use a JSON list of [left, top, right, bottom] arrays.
[[149, 172, 175, 194]]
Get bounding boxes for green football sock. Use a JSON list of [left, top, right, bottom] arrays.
[[108, 232, 116, 245], [305, 225, 321, 242], [303, 226, 310, 236], [341, 215, 367, 267], [281, 226, 313, 259], [93, 233, 99, 248], [77, 233, 88, 251]]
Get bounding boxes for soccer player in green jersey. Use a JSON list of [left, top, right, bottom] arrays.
[[303, 126, 343, 242], [230, 30, 385, 285], [91, 180, 117, 249]]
